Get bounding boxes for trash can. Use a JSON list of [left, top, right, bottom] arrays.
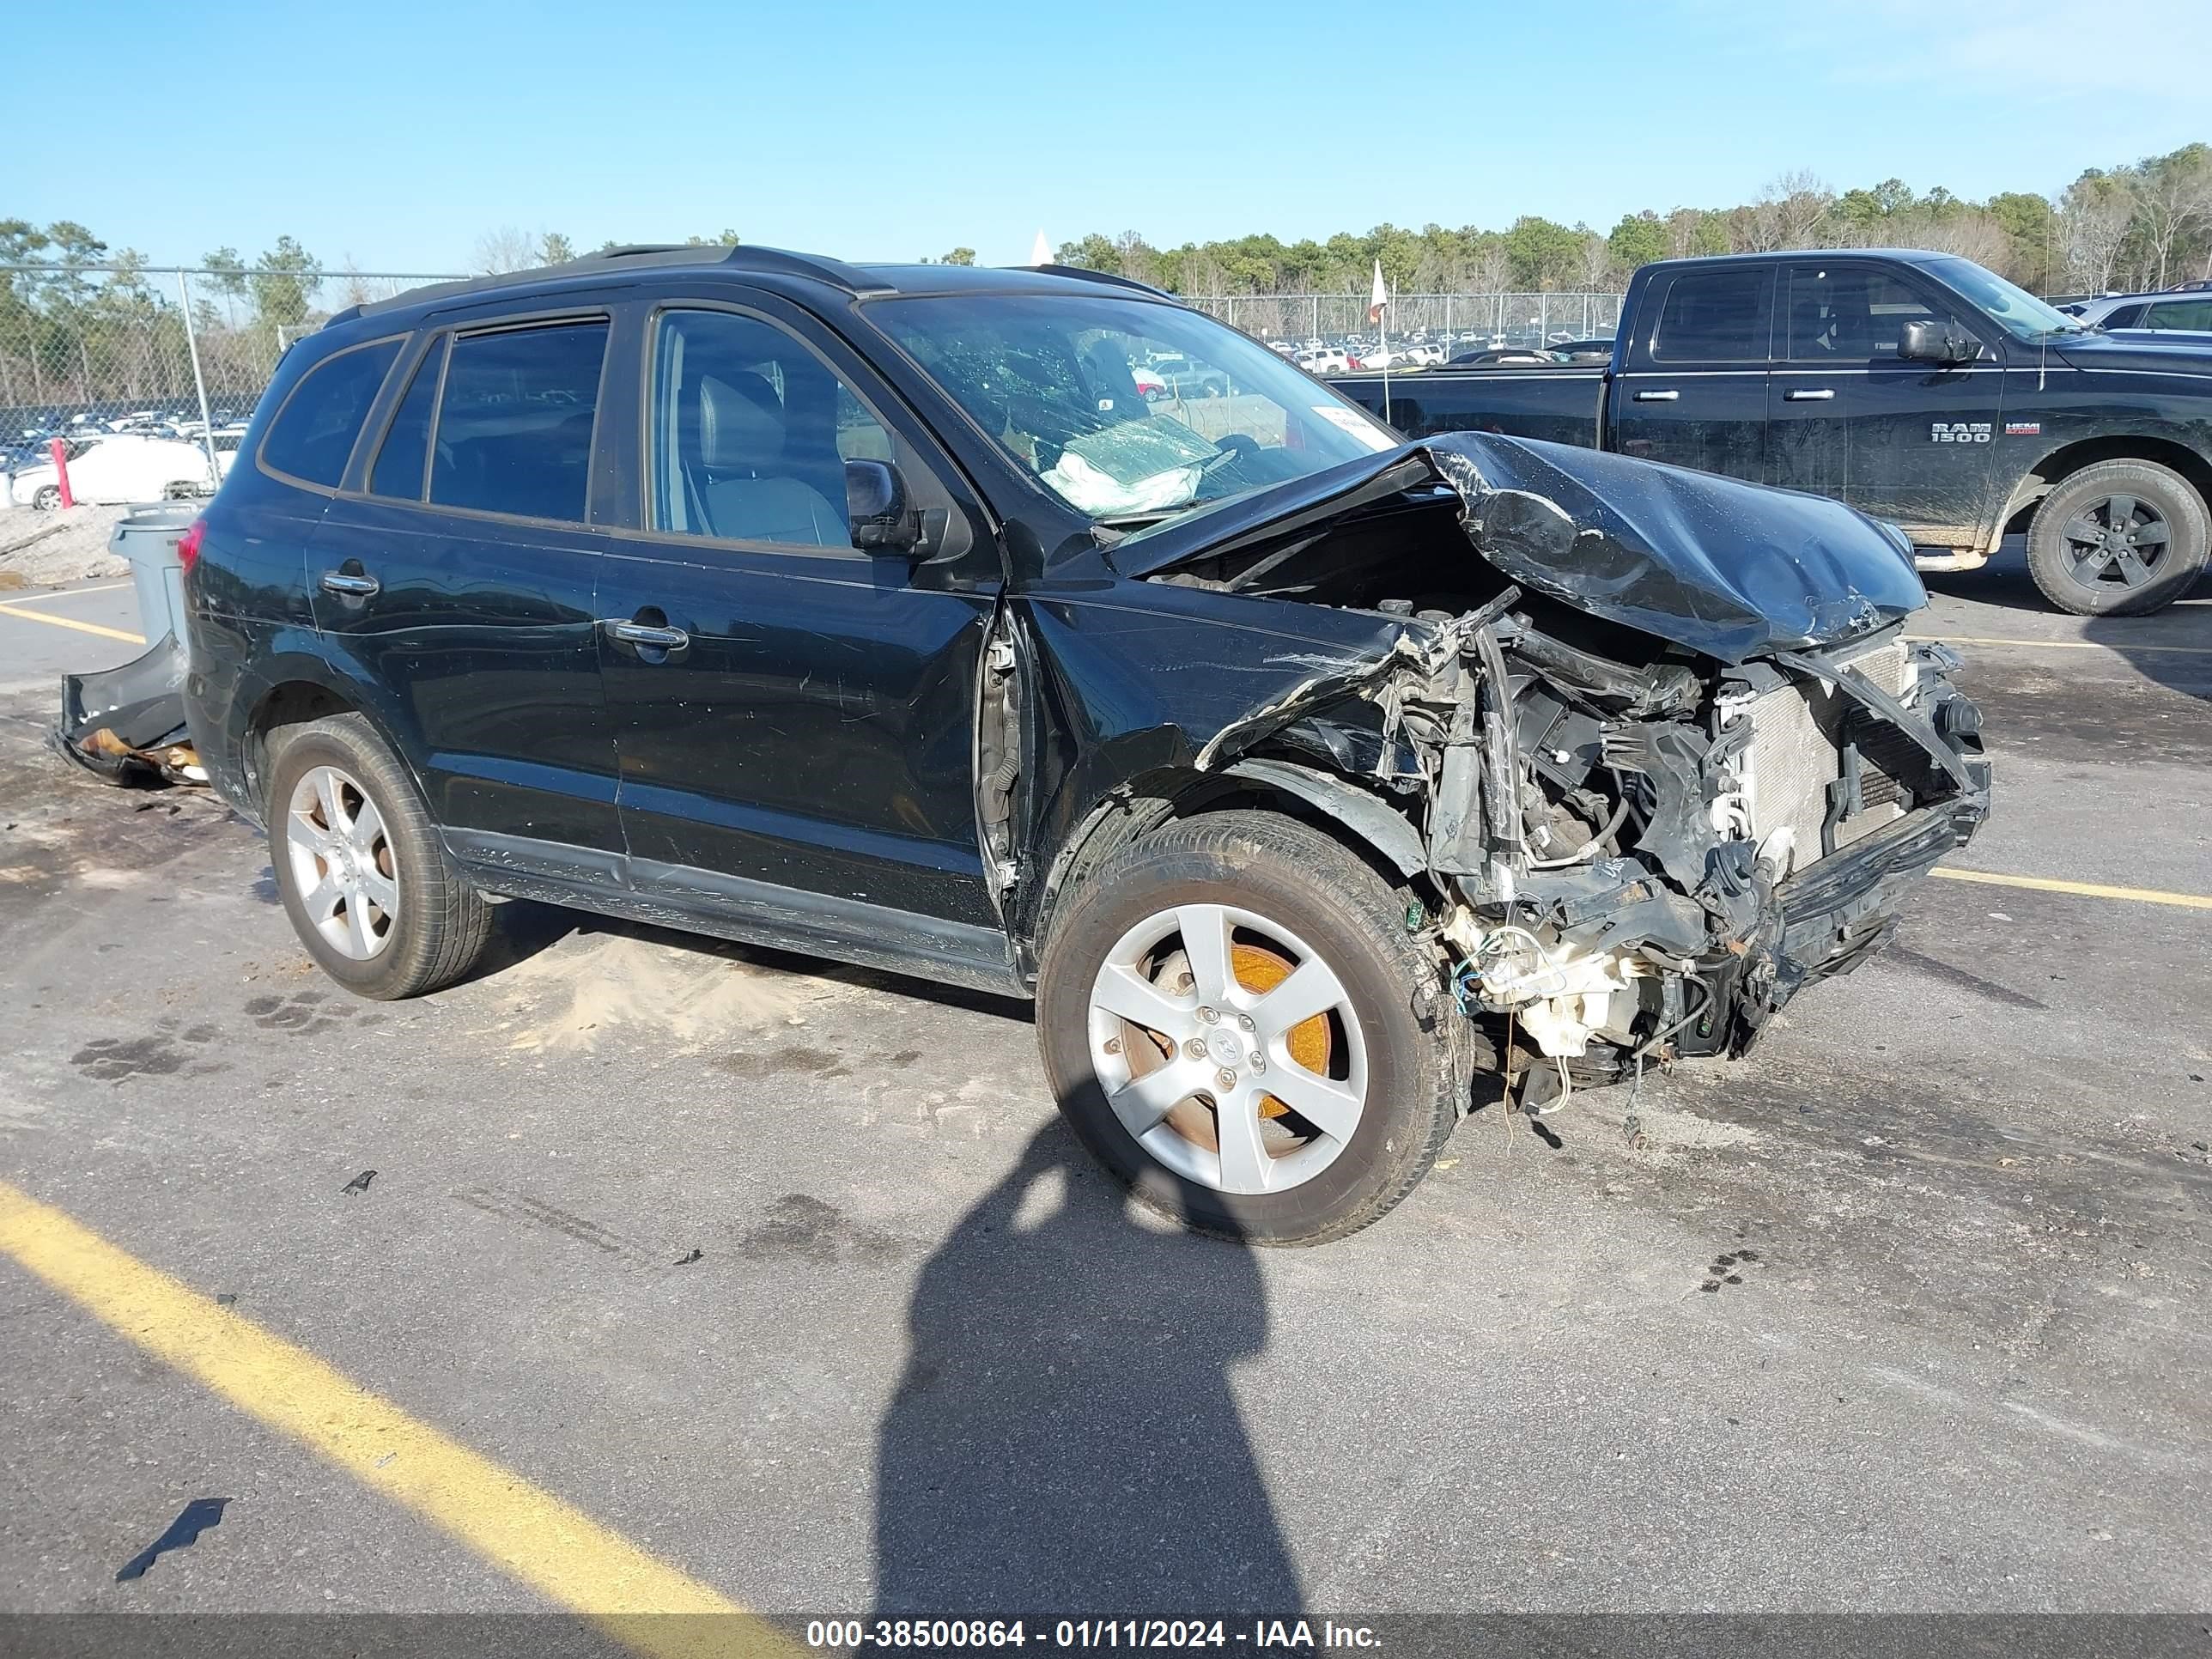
[[50, 502, 202, 785], [115, 501, 201, 653]]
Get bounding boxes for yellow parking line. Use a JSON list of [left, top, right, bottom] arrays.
[[1906, 633, 2212, 657], [0, 600, 144, 644], [0, 1181, 799, 1658], [1934, 866, 2212, 911]]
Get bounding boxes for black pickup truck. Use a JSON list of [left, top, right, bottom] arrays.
[[1339, 250, 2212, 616]]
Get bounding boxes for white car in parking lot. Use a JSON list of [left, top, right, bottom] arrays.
[[1296, 346, 1352, 374], [8, 433, 217, 510]]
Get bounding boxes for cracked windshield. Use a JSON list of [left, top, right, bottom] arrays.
[[872, 293, 1395, 529]]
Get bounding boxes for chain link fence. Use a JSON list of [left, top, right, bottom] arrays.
[[1191, 290, 1624, 345], [1, 264, 461, 474]]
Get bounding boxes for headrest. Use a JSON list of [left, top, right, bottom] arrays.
[[696, 371, 784, 469]]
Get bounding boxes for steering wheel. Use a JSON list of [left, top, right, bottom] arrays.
[[1199, 433, 1261, 477]]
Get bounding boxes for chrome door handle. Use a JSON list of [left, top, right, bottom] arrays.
[[1632, 389, 1679, 402], [320, 571, 380, 597], [1785, 388, 1836, 401], [607, 621, 690, 649]]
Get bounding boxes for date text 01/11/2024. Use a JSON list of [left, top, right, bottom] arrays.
[[804, 1619, 1382, 1650]]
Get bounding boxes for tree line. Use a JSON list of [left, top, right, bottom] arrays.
[[1052, 143, 2212, 299]]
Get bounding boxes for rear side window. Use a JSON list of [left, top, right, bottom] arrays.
[[1650, 270, 1771, 363], [429, 322, 609, 521], [2144, 299, 2212, 331], [368, 337, 446, 501], [259, 339, 402, 486]]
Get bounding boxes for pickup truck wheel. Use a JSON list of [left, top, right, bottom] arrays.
[[264, 714, 495, 1000], [2026, 459, 2209, 617], [1036, 811, 1468, 1245]]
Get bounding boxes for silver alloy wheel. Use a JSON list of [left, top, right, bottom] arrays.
[[1086, 902, 1369, 1195], [283, 763, 399, 960]]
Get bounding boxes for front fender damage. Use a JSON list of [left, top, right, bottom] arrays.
[[1161, 436, 1992, 1111]]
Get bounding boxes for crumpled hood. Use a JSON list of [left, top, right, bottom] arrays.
[[1114, 431, 1929, 665]]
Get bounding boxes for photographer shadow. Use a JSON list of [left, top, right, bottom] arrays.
[[869, 1121, 1299, 1620]]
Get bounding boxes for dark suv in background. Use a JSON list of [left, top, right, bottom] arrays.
[[183, 246, 1988, 1243]]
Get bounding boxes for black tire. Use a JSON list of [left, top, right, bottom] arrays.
[[263, 713, 495, 1000], [2025, 459, 2209, 617], [1036, 811, 1469, 1245], [32, 484, 61, 512]]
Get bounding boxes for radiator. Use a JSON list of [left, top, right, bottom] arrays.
[[1743, 636, 1910, 870]]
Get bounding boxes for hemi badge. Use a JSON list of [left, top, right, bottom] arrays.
[[2005, 422, 2041, 436]]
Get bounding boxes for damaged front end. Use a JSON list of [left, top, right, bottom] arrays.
[[1133, 433, 1992, 1105]]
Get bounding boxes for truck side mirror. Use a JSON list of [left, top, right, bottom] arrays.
[[1898, 319, 1984, 366], [846, 459, 921, 554]]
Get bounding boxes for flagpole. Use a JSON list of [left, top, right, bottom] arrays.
[[1369, 258, 1392, 427]]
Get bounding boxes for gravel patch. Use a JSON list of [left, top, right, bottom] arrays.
[[0, 504, 131, 586]]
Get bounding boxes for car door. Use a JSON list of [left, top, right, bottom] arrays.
[[307, 312, 628, 869], [1771, 261, 2005, 544], [1611, 264, 1773, 483], [596, 295, 1006, 958]]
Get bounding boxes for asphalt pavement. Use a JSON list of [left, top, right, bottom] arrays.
[[1, 544, 2208, 1644]]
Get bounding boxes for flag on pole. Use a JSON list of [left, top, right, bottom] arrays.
[[1030, 229, 1053, 266], [1367, 258, 1389, 324]]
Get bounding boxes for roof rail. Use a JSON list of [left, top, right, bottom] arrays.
[[714, 245, 895, 295], [346, 241, 896, 321], [1032, 264, 1173, 300]]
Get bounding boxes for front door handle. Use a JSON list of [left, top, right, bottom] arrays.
[[1632, 389, 1679, 402], [1785, 388, 1836, 402], [607, 620, 690, 650], [320, 571, 380, 598]]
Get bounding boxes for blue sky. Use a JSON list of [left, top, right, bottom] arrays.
[[10, 0, 2209, 274]]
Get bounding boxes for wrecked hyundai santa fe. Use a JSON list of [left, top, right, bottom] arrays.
[[179, 246, 1990, 1243]]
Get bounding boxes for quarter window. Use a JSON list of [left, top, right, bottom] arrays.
[[649, 309, 893, 548], [428, 322, 609, 522], [1650, 270, 1771, 363], [259, 339, 402, 487]]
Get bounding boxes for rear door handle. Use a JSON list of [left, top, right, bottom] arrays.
[[1785, 388, 1836, 402], [607, 620, 690, 650], [1632, 389, 1679, 402], [320, 571, 380, 597]]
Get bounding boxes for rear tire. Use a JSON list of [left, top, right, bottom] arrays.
[[264, 713, 495, 999], [32, 484, 61, 512], [1036, 811, 1469, 1245], [2025, 459, 2209, 617]]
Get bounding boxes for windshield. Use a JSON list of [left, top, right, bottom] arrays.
[[869, 293, 1397, 528], [1924, 257, 2087, 342]]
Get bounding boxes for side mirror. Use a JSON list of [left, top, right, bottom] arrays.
[[846, 459, 920, 553], [1898, 319, 1984, 366]]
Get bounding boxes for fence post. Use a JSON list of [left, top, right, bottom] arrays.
[[177, 270, 220, 490]]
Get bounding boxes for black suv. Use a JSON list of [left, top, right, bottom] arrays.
[[184, 246, 1990, 1243]]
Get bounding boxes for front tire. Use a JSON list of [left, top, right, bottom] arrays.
[[2026, 459, 2209, 617], [31, 484, 61, 512], [1036, 811, 1468, 1245], [264, 713, 495, 999]]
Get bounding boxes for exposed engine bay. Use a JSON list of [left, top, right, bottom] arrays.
[[1125, 433, 1994, 1108]]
